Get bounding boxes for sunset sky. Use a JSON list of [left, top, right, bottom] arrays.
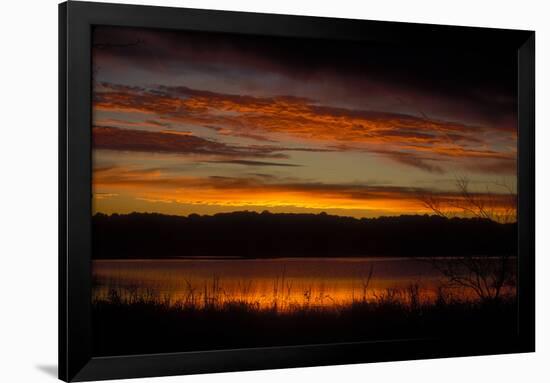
[[91, 26, 517, 218]]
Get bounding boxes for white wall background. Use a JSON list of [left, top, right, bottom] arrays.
[[0, 0, 547, 381]]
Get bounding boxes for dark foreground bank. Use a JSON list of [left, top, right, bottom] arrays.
[[92, 291, 517, 356]]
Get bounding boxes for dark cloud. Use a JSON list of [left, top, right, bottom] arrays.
[[92, 126, 286, 158], [93, 26, 517, 131], [382, 153, 445, 174], [92, 126, 329, 159], [207, 160, 301, 167]]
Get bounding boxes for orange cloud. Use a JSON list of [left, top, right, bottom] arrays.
[[93, 83, 516, 174]]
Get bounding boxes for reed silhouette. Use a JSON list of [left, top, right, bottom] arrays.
[[92, 282, 517, 356]]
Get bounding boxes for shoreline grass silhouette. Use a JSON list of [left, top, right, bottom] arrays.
[[92, 284, 517, 356]]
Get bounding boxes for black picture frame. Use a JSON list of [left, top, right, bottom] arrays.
[[59, 1, 535, 381]]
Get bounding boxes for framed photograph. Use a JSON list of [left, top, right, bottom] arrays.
[[59, 1, 535, 381]]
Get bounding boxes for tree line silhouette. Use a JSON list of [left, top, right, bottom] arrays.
[[92, 211, 517, 259]]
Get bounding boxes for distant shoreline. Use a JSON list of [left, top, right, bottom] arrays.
[[93, 211, 517, 259]]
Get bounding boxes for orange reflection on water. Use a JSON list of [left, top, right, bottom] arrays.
[[92, 258, 516, 311]]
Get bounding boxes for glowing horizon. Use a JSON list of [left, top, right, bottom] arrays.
[[91, 26, 518, 220]]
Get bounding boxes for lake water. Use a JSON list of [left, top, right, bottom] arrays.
[[92, 257, 515, 309]]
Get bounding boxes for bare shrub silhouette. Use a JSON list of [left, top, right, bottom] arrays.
[[418, 176, 517, 302], [419, 175, 517, 223]]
